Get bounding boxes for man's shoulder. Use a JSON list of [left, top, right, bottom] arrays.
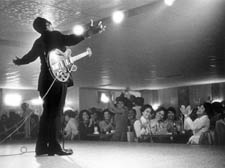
[[34, 36, 44, 46], [48, 30, 62, 36]]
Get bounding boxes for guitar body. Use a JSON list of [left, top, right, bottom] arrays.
[[47, 48, 72, 83], [47, 48, 92, 83]]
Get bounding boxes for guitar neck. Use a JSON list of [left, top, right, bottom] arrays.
[[69, 49, 91, 64]]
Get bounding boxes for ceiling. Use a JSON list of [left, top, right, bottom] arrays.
[[0, 0, 224, 91]]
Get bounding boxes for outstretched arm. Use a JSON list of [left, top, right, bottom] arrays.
[[60, 20, 106, 46], [13, 39, 43, 65]]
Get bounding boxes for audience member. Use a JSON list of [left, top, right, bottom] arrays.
[[98, 109, 115, 140], [151, 107, 167, 135], [210, 102, 223, 130], [164, 107, 182, 134], [214, 107, 225, 145], [89, 107, 101, 127], [127, 109, 136, 132], [30, 114, 39, 139], [64, 110, 79, 140], [99, 109, 114, 134], [181, 104, 210, 144], [109, 96, 128, 141], [0, 114, 9, 138], [134, 104, 153, 142], [21, 102, 34, 139], [133, 97, 144, 119], [78, 110, 94, 140]]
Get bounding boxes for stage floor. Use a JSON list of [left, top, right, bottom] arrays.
[[0, 141, 225, 168]]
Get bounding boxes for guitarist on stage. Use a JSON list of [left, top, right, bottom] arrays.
[[13, 17, 105, 156]]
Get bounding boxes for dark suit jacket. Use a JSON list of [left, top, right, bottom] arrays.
[[18, 30, 84, 92]]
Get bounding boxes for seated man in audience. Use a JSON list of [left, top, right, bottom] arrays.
[[64, 110, 79, 140], [180, 104, 210, 144], [134, 104, 154, 142], [99, 109, 115, 140]]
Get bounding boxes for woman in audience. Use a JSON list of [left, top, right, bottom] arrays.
[[109, 96, 129, 141], [99, 109, 115, 140], [150, 107, 167, 135], [64, 110, 79, 140], [78, 110, 94, 140], [99, 109, 114, 134], [134, 104, 154, 142], [164, 107, 182, 134], [180, 103, 210, 144]]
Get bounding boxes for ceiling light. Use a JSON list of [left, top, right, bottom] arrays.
[[112, 11, 125, 24], [73, 24, 85, 35], [164, 0, 176, 6]]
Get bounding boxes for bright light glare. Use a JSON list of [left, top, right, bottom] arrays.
[[31, 97, 43, 105], [112, 11, 125, 24], [152, 103, 160, 111], [73, 25, 85, 35], [212, 98, 223, 103], [64, 106, 74, 112], [164, 0, 175, 6], [4, 93, 22, 107], [101, 93, 110, 103]]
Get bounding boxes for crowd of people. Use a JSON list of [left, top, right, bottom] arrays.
[[62, 93, 225, 145], [0, 103, 39, 140], [1, 93, 225, 145]]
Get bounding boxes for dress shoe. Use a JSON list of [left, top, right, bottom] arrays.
[[48, 149, 73, 156]]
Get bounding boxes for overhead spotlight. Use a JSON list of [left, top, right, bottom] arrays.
[[164, 0, 176, 6], [112, 10, 125, 24], [73, 24, 85, 35]]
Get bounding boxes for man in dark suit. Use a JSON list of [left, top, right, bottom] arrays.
[[13, 17, 105, 156]]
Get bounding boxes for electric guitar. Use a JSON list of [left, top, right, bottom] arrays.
[[47, 48, 92, 82]]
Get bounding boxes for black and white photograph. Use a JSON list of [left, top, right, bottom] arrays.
[[0, 0, 225, 168]]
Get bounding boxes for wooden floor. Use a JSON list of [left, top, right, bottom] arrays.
[[0, 141, 225, 168]]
